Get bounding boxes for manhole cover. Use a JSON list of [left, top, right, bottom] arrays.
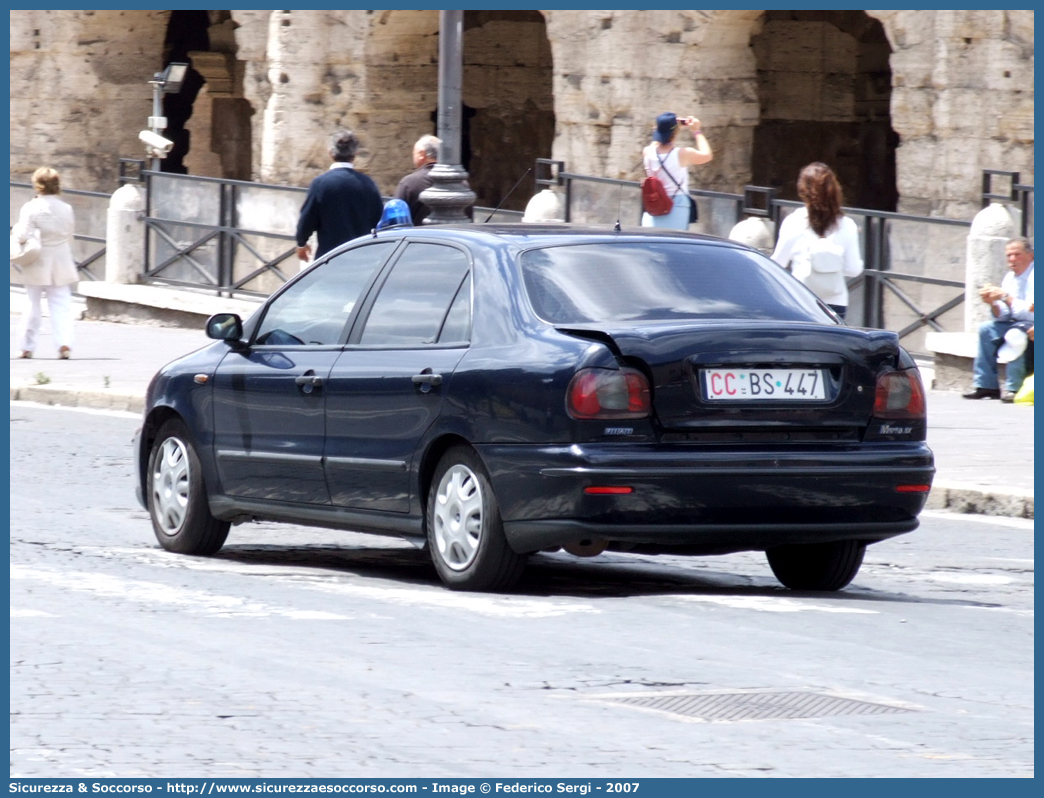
[[599, 691, 917, 722]]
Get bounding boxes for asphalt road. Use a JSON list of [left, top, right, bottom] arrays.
[[9, 403, 1034, 778]]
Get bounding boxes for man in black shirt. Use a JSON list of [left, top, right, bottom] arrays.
[[296, 129, 383, 262], [393, 135, 474, 225], [393, 134, 442, 226]]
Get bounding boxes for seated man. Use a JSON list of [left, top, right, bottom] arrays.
[[963, 237, 1035, 402]]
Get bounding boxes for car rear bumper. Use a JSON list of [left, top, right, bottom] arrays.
[[476, 441, 935, 554]]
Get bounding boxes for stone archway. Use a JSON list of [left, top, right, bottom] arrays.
[[160, 10, 209, 175], [463, 10, 554, 212], [750, 10, 898, 211], [163, 10, 253, 179]]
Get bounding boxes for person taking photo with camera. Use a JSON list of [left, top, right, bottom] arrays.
[[640, 112, 712, 230]]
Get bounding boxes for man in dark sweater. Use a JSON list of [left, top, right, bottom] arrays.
[[393, 134, 473, 225], [296, 129, 384, 263], [393, 134, 441, 226]]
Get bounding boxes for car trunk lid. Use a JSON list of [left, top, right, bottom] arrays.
[[557, 320, 900, 433]]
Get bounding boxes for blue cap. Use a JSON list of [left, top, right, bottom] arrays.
[[653, 112, 678, 143], [376, 198, 413, 230]]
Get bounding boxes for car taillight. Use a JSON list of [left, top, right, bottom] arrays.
[[567, 368, 651, 420], [873, 370, 926, 419]]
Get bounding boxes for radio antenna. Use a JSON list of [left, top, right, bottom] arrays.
[[618, 158, 646, 232], [483, 168, 532, 223], [615, 179, 624, 231]]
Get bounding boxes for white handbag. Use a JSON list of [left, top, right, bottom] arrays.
[[10, 227, 41, 267]]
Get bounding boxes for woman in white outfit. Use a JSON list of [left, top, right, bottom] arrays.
[[14, 167, 78, 359], [771, 162, 864, 321], [641, 112, 713, 230]]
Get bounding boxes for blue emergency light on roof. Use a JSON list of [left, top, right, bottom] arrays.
[[376, 198, 413, 231]]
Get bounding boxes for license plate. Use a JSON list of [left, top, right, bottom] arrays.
[[702, 368, 827, 401]]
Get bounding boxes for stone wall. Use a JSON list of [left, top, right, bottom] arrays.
[[10, 10, 168, 191], [541, 8, 1034, 217], [234, 10, 554, 210], [878, 9, 1035, 218], [9, 9, 1034, 218], [544, 10, 762, 194]]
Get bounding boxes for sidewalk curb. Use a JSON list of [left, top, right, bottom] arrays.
[[10, 385, 1034, 520], [10, 384, 144, 414], [76, 282, 262, 330], [924, 480, 1034, 519]]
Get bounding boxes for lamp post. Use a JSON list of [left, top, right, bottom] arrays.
[[145, 62, 189, 172], [419, 10, 476, 224]]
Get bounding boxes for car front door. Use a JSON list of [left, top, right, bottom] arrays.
[[323, 242, 472, 513], [211, 242, 397, 504]]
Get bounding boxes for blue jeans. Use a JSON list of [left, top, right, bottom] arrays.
[[974, 317, 1028, 392]]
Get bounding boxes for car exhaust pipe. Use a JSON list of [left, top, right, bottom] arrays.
[[564, 538, 608, 557]]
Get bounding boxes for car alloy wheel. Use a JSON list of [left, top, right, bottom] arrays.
[[147, 419, 230, 555], [152, 436, 191, 537], [427, 446, 526, 591], [432, 463, 484, 571]]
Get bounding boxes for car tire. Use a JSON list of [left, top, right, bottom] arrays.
[[147, 419, 230, 555], [427, 446, 526, 592], [766, 539, 866, 591]]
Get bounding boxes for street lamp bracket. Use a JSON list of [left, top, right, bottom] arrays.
[[150, 62, 189, 94]]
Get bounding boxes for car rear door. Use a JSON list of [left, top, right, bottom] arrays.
[[211, 241, 397, 504], [323, 241, 471, 513]]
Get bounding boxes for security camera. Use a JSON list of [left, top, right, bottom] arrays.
[[139, 130, 174, 155]]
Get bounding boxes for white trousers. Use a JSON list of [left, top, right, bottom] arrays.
[[19, 284, 74, 353]]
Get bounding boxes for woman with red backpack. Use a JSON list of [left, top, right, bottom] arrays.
[[640, 112, 713, 230]]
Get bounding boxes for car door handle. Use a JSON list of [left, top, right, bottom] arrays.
[[294, 372, 323, 393], [411, 372, 443, 386]]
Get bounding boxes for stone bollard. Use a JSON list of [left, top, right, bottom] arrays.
[[965, 202, 1017, 332], [105, 182, 146, 283], [522, 188, 565, 223], [728, 216, 775, 256]]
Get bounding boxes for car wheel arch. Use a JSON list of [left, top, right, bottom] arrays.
[[417, 433, 476, 520], [141, 406, 225, 503], [140, 406, 183, 489]]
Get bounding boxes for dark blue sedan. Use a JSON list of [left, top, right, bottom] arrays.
[[135, 224, 934, 592]]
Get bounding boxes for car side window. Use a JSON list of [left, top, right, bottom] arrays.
[[359, 243, 470, 347], [254, 242, 394, 346]]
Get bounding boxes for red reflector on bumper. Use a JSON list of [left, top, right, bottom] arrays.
[[895, 485, 931, 493], [584, 486, 634, 495]]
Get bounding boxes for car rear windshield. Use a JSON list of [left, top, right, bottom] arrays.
[[519, 242, 832, 324]]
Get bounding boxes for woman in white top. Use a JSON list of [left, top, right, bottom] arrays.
[[13, 167, 78, 358], [771, 162, 863, 320], [641, 112, 713, 230]]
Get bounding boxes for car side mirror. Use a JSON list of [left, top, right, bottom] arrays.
[[206, 313, 243, 342]]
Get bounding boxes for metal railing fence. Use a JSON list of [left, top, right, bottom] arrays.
[[10, 183, 109, 282], [983, 169, 1034, 240], [12, 162, 1028, 358], [142, 170, 307, 298], [138, 169, 525, 299]]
